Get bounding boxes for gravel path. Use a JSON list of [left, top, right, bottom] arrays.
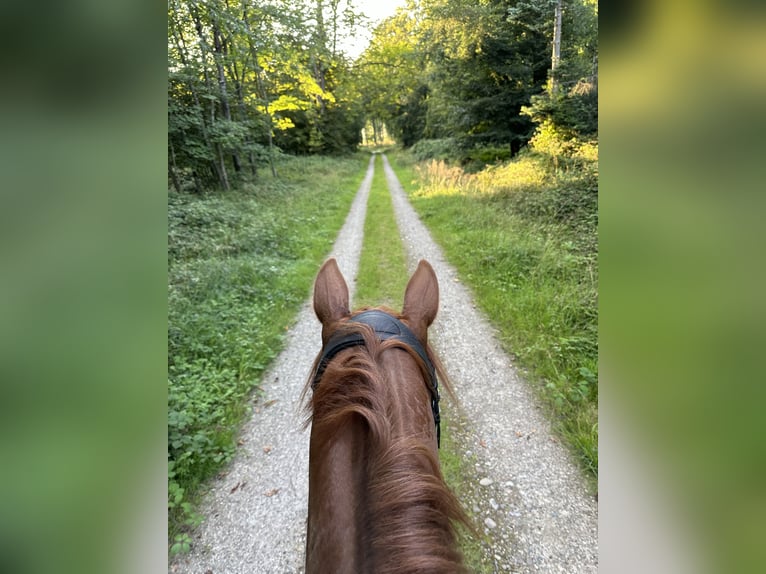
[[169, 156, 374, 574], [383, 154, 598, 572], [171, 153, 598, 573]]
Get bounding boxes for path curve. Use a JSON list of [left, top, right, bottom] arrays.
[[171, 153, 597, 573]]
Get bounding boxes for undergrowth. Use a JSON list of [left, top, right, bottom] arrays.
[[167, 153, 368, 554], [389, 147, 598, 482]]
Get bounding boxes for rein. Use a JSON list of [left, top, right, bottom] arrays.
[[311, 309, 441, 447]]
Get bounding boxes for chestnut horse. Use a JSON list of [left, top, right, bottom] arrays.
[[303, 258, 469, 574]]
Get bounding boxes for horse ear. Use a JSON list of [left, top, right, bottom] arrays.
[[402, 260, 439, 341], [313, 258, 349, 327]]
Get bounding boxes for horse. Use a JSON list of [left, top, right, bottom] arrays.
[[303, 258, 469, 574]]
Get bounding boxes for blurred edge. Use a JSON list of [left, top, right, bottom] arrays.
[[601, 1, 766, 573], [0, 1, 166, 574], [0, 0, 765, 573]]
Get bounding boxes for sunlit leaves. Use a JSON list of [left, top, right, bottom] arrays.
[[168, 0, 367, 189]]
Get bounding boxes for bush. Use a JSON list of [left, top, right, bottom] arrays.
[[521, 85, 598, 170], [411, 138, 521, 172], [410, 138, 460, 162], [460, 144, 514, 173], [522, 85, 598, 138]]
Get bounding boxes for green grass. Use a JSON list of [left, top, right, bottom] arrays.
[[167, 153, 369, 553], [388, 148, 598, 484], [354, 154, 409, 308]]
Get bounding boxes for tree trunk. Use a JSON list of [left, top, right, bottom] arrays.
[[266, 128, 277, 178], [252, 53, 277, 178], [212, 19, 241, 174], [168, 138, 182, 193], [191, 1, 230, 190], [551, 0, 563, 95], [229, 60, 258, 179], [313, 0, 328, 120], [170, 2, 222, 189], [242, 1, 276, 178], [217, 143, 231, 190]]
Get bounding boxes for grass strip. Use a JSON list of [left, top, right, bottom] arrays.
[[387, 148, 598, 484], [353, 153, 409, 308], [168, 153, 369, 552], [354, 152, 490, 571]]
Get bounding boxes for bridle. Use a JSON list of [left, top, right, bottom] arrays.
[[311, 309, 441, 447]]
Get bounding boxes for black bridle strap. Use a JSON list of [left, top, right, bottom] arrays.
[[312, 310, 441, 447]]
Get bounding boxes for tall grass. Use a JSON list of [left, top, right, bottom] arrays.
[[389, 148, 598, 482], [167, 153, 368, 553]]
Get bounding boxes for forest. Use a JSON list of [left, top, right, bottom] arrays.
[[168, 0, 598, 187], [168, 0, 598, 558]]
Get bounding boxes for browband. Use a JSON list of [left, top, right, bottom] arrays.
[[312, 310, 441, 447]]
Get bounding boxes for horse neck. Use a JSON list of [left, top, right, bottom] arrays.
[[306, 347, 466, 574], [306, 413, 369, 573]]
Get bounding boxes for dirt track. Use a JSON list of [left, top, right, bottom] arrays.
[[170, 153, 597, 573]]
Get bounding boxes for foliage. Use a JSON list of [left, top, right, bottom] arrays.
[[354, 8, 426, 146], [169, 0, 598, 187], [463, 145, 513, 167], [423, 0, 548, 149], [514, 0, 598, 169], [357, 0, 598, 154], [390, 147, 598, 479], [167, 154, 367, 551], [387, 83, 430, 148], [409, 138, 460, 162], [521, 83, 598, 174], [412, 138, 519, 172], [523, 85, 598, 137], [168, 0, 367, 191]]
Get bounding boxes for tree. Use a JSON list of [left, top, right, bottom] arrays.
[[551, 0, 563, 94], [521, 0, 598, 142], [356, 7, 428, 146], [415, 0, 549, 152], [168, 0, 367, 191], [355, 0, 597, 156]]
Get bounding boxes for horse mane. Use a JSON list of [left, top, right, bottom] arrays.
[[304, 307, 470, 573]]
